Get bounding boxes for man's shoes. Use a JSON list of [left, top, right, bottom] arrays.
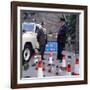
[[42, 58, 45, 60], [57, 58, 62, 60], [62, 48, 65, 51], [57, 58, 62, 63], [59, 59, 62, 63], [32, 63, 36, 67]]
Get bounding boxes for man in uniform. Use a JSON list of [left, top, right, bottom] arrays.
[[57, 18, 68, 62], [37, 22, 47, 60]]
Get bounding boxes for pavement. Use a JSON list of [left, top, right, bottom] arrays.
[[21, 50, 79, 78]]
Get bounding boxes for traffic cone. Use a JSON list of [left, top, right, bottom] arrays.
[[34, 55, 38, 64], [72, 48, 76, 57], [61, 55, 66, 70], [37, 60, 43, 78], [48, 50, 53, 66], [32, 49, 39, 66], [56, 72, 59, 75], [66, 63, 71, 75], [48, 66, 53, 73], [73, 58, 79, 75], [55, 59, 59, 65], [42, 62, 45, 71], [56, 65, 61, 76], [59, 67, 62, 73], [32, 55, 37, 67], [35, 55, 41, 70]]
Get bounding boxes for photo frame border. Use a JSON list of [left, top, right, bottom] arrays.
[[11, 1, 88, 89]]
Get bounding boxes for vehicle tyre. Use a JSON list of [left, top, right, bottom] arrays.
[[22, 44, 33, 65]]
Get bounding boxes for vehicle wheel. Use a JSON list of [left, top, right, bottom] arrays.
[[23, 44, 32, 65]]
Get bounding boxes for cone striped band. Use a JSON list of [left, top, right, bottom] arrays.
[[66, 64, 71, 72], [37, 68, 43, 77], [36, 61, 43, 70], [76, 58, 79, 64], [73, 72, 79, 75], [62, 55, 66, 68], [62, 54, 65, 58], [73, 58, 79, 75], [49, 51, 53, 57], [38, 61, 43, 68]]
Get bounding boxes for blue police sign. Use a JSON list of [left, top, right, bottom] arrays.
[[45, 41, 57, 53]]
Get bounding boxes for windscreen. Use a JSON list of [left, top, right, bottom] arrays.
[[22, 22, 35, 32]]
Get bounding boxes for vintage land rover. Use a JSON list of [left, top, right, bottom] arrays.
[[22, 22, 41, 64]]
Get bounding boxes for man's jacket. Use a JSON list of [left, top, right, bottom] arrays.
[[57, 25, 67, 43], [37, 28, 47, 46]]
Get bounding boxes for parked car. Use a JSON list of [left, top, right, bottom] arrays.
[[22, 22, 41, 64]]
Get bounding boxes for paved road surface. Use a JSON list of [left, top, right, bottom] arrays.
[[21, 50, 79, 78]]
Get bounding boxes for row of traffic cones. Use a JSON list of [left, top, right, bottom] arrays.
[[48, 50, 53, 66], [72, 58, 79, 75], [33, 49, 79, 77], [61, 55, 79, 75], [33, 49, 53, 66], [33, 50, 54, 77], [35, 56, 45, 78]]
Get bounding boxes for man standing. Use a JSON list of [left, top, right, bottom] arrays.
[[57, 18, 68, 62], [37, 22, 47, 60]]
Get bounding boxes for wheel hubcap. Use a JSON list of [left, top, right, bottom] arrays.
[[24, 48, 30, 61]]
